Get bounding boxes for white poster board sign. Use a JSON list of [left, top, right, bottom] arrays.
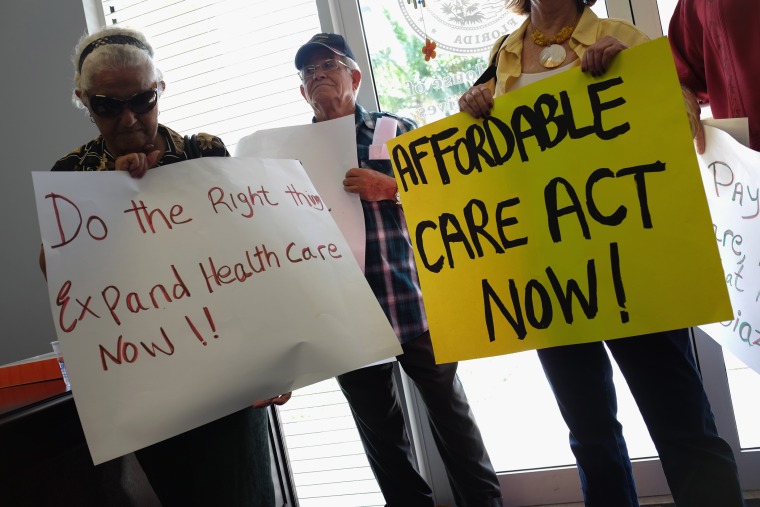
[[236, 115, 367, 270], [697, 125, 760, 374], [33, 157, 401, 464]]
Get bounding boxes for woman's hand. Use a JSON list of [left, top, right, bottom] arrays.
[[114, 148, 161, 179], [253, 392, 292, 408], [459, 84, 494, 119], [344, 167, 397, 202], [581, 36, 628, 77]]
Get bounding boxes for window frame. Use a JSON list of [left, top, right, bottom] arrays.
[[81, 0, 759, 504]]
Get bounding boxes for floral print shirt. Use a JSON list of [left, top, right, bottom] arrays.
[[51, 124, 228, 171]]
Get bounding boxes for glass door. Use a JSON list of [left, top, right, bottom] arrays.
[[346, 0, 758, 503], [645, 0, 760, 493]]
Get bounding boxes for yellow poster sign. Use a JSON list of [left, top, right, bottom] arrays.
[[388, 37, 732, 363]]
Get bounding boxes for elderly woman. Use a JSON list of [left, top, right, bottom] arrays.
[[460, 1, 745, 506], [40, 26, 282, 507]]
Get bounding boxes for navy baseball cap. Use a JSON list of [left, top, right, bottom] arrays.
[[295, 33, 356, 70]]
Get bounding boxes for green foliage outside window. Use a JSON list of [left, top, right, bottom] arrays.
[[369, 10, 488, 125]]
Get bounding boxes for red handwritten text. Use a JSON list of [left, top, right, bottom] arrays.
[[123, 199, 192, 234], [199, 244, 280, 293], [45, 193, 108, 248], [286, 242, 342, 263], [208, 185, 278, 218], [185, 306, 219, 346], [99, 330, 175, 371], [56, 280, 100, 333], [101, 265, 191, 325], [284, 184, 325, 211]]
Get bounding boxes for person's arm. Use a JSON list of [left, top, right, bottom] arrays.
[[668, 0, 708, 153], [459, 37, 501, 119], [343, 166, 399, 202], [668, 0, 707, 100], [344, 115, 415, 203]]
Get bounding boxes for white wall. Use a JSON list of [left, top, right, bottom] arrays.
[[1, 0, 96, 364]]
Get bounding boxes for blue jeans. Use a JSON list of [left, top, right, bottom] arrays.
[[537, 328, 744, 507]]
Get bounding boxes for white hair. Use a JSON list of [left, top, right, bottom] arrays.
[[71, 26, 163, 109], [342, 56, 362, 96]]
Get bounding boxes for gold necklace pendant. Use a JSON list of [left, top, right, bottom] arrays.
[[531, 24, 575, 46], [539, 44, 567, 68], [531, 21, 575, 68]]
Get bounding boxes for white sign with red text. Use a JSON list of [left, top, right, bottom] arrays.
[[33, 157, 401, 464]]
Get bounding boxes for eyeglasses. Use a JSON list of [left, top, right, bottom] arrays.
[[86, 88, 158, 118], [299, 59, 350, 80]]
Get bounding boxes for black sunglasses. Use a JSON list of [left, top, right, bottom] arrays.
[[87, 88, 158, 118]]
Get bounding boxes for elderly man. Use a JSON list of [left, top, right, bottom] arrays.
[[294, 33, 503, 507]]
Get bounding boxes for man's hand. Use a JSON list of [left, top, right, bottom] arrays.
[[343, 167, 397, 202], [114, 148, 161, 179]]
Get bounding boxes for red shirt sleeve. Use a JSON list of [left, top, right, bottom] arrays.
[[667, 0, 709, 103]]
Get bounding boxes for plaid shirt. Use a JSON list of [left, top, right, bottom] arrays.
[[353, 104, 428, 344]]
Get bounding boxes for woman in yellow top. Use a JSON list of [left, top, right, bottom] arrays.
[[460, 1, 745, 506]]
